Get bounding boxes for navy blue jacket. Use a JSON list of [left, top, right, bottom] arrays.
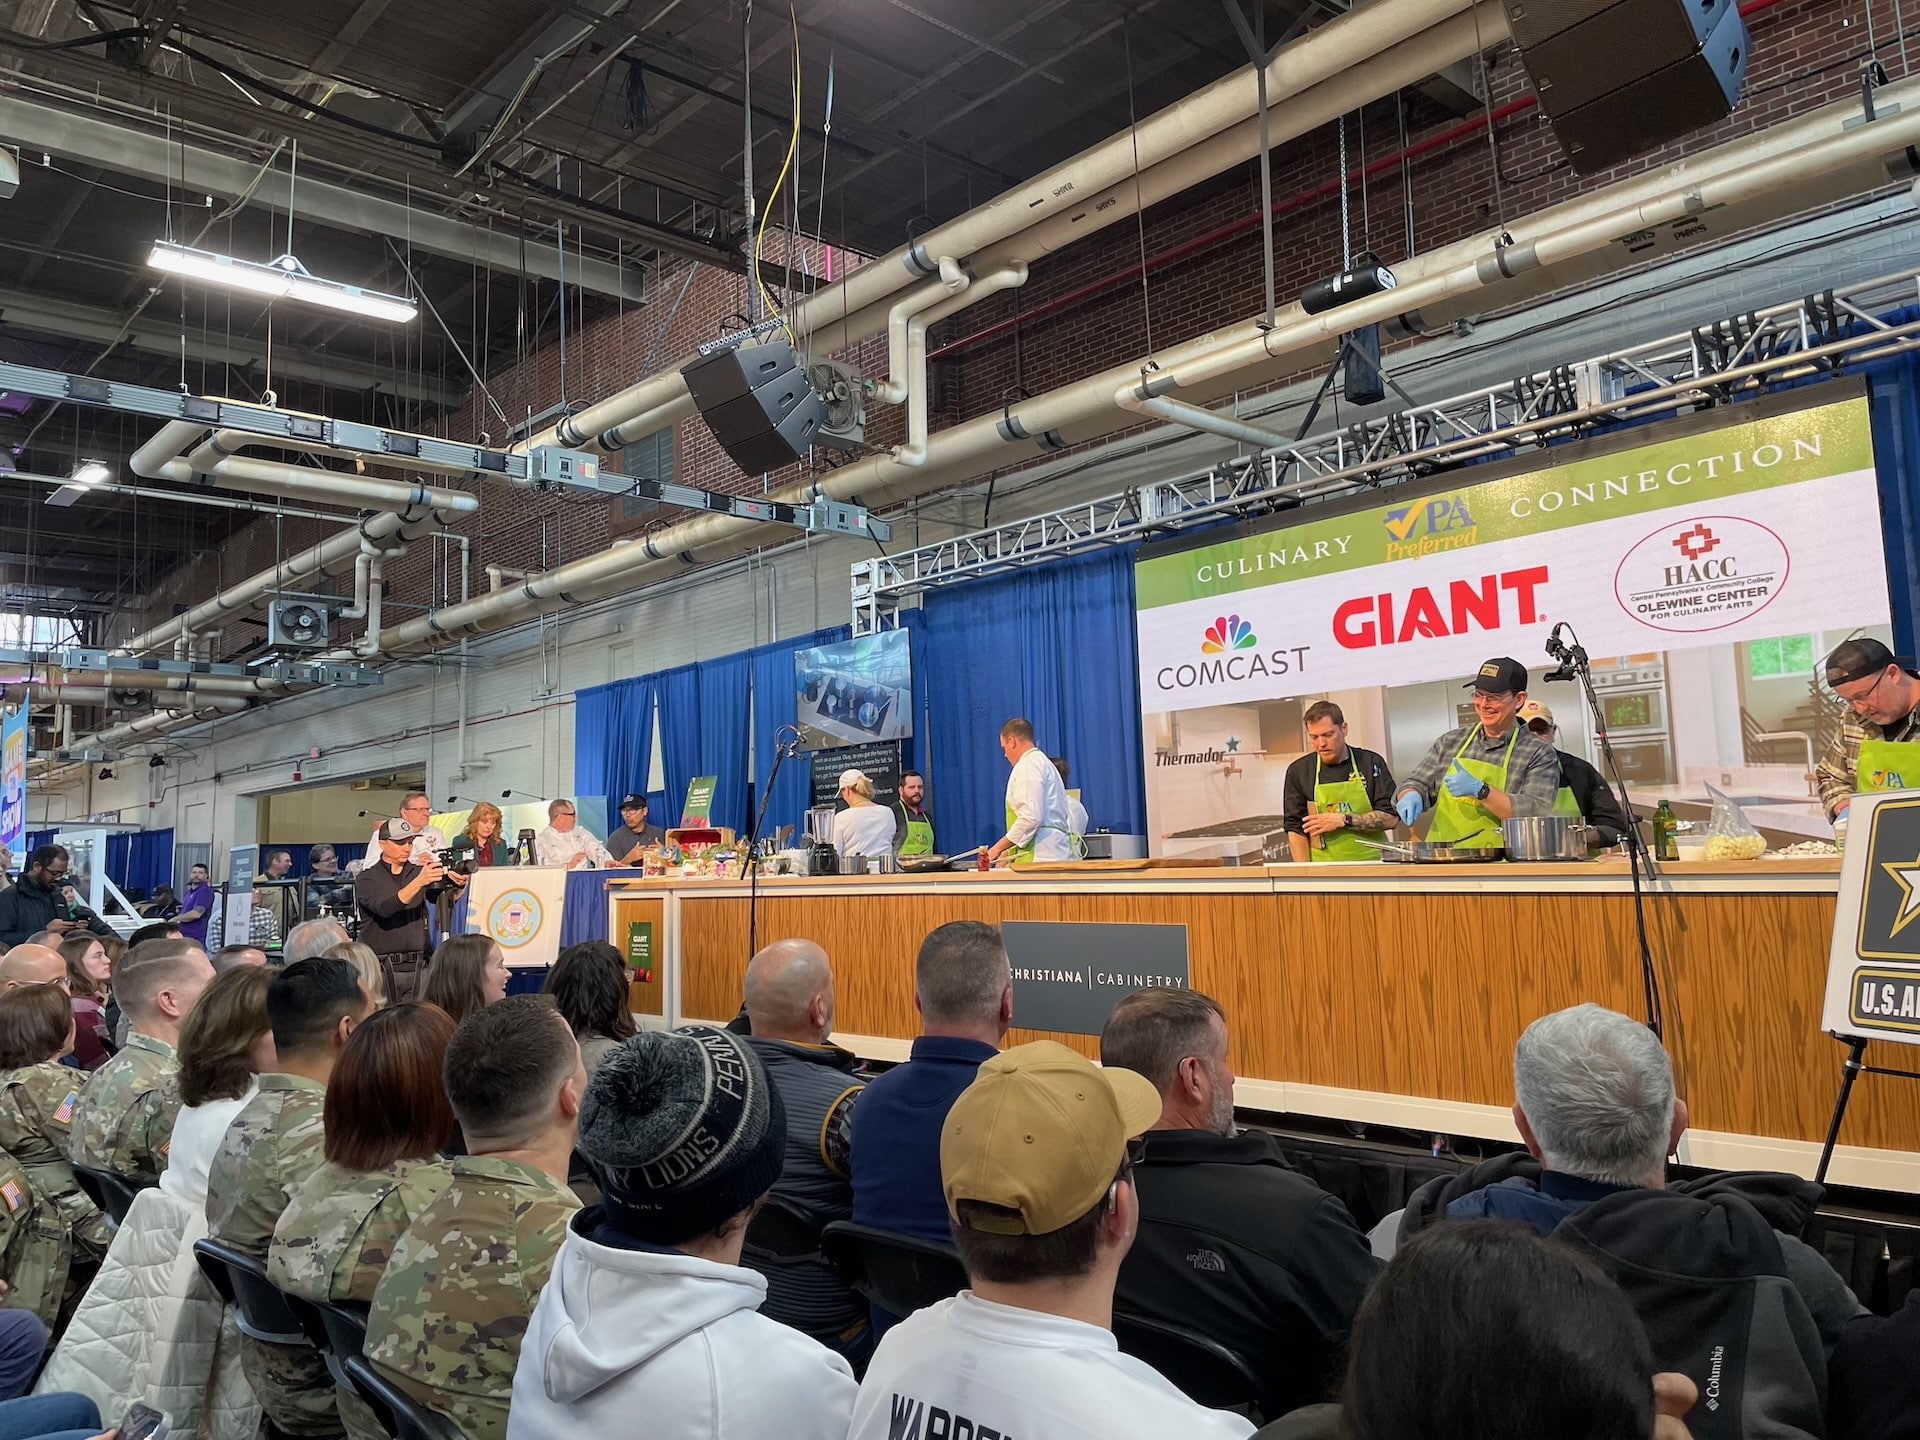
[[849, 1035, 998, 1244]]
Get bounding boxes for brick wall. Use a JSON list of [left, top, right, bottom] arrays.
[[124, 0, 1891, 652]]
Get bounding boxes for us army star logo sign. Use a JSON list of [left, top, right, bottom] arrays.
[[1824, 793, 1920, 1042]]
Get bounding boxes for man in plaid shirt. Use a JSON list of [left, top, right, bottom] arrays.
[[204, 887, 283, 952], [1815, 638, 1920, 833]]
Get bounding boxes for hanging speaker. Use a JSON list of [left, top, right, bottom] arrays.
[[1509, 0, 1747, 174], [682, 336, 828, 476]]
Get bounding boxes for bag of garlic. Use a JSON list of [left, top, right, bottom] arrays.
[[1701, 783, 1768, 860]]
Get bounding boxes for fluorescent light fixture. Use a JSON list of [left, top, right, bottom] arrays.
[[46, 459, 110, 508], [147, 241, 418, 323]]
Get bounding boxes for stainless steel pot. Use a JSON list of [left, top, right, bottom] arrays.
[[1503, 815, 1591, 862]]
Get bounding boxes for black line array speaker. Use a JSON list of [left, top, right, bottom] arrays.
[[1505, 0, 1749, 174], [681, 335, 827, 476]]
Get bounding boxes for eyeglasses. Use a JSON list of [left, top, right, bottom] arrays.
[[1837, 669, 1890, 713]]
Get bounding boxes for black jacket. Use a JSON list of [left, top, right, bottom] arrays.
[[1115, 1128, 1381, 1417], [1556, 749, 1633, 843], [0, 875, 112, 947]]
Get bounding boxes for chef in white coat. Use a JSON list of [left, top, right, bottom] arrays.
[[986, 718, 1075, 866], [831, 768, 899, 862]]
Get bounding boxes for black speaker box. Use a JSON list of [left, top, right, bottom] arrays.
[[1502, 0, 1630, 48], [682, 338, 827, 475], [1513, 0, 1747, 174]]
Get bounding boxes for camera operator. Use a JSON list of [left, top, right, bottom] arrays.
[[353, 819, 445, 1003], [0, 843, 114, 947]]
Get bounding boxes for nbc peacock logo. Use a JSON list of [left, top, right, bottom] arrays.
[[1202, 615, 1257, 654]]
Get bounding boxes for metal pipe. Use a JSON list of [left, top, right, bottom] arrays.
[[877, 259, 968, 406], [0, 683, 250, 712], [355, 552, 387, 657], [1116, 386, 1293, 449], [896, 263, 1029, 465]]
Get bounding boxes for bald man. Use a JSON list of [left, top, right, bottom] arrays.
[[740, 938, 871, 1366], [0, 944, 69, 992]]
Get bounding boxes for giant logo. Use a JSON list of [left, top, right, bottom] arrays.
[[1333, 566, 1549, 649], [1613, 515, 1788, 633]]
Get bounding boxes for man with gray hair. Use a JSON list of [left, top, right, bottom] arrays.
[[1395, 1003, 1859, 1433], [1102, 988, 1378, 1417], [282, 917, 350, 966], [851, 921, 1012, 1246], [740, 938, 870, 1365]]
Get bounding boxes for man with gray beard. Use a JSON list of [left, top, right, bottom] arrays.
[[1099, 988, 1379, 1419]]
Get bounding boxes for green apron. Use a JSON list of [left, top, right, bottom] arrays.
[[1427, 725, 1521, 848], [1005, 801, 1073, 865], [899, 812, 936, 857], [1311, 755, 1381, 863], [1551, 769, 1583, 819], [1857, 735, 1920, 794]]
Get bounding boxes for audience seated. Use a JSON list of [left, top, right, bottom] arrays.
[[125, 923, 182, 950], [849, 1040, 1253, 1440], [420, 935, 510, 1028], [159, 966, 274, 1206], [1830, 1290, 1920, 1440], [366, 996, 583, 1440], [271, 1003, 457, 1440], [1100, 988, 1378, 1416], [57, 938, 113, 1072], [1338, 1223, 1699, 1440], [212, 946, 266, 974], [543, 941, 634, 1078], [205, 957, 373, 1440], [0, 947, 66, 994], [71, 939, 215, 1186], [510, 1023, 857, 1440], [0, 983, 110, 1327], [282, 920, 351, 966], [850, 921, 1011, 1245], [738, 939, 871, 1366], [1395, 1003, 1859, 1438], [323, 943, 385, 1009]]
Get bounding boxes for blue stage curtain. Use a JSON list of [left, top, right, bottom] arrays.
[[750, 624, 849, 847], [25, 829, 54, 857], [923, 547, 1146, 853], [653, 663, 701, 823], [695, 651, 753, 834], [118, 830, 174, 895], [575, 673, 658, 818]]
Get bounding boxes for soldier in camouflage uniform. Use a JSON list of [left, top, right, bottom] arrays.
[[0, 1148, 60, 1360], [0, 984, 111, 1328], [69, 939, 213, 1186], [366, 997, 587, 1440], [205, 958, 372, 1440], [269, 1004, 460, 1440]]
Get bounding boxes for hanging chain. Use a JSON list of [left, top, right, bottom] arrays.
[[1338, 114, 1352, 269]]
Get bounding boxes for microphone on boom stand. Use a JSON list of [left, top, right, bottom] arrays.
[[1541, 623, 1664, 1038]]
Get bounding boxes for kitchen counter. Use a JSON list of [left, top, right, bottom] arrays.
[[599, 857, 1916, 1193]]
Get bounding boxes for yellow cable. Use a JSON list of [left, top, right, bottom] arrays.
[[753, 5, 802, 345]]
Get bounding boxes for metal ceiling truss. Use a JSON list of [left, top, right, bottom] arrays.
[[0, 361, 886, 540], [851, 265, 1920, 633]]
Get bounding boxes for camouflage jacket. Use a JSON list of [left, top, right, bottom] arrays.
[[268, 1157, 455, 1305], [204, 1073, 328, 1258], [365, 1155, 580, 1440], [0, 1145, 73, 1327], [70, 1032, 180, 1185], [0, 1062, 111, 1257]]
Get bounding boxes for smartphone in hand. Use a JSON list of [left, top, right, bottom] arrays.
[[119, 1403, 170, 1440]]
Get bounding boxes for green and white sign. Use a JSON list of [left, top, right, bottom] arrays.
[[681, 775, 717, 827], [626, 920, 654, 985]]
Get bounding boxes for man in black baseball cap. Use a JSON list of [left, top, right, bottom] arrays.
[[1816, 637, 1920, 834], [607, 793, 667, 866], [1390, 656, 1560, 848]]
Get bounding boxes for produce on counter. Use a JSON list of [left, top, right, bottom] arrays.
[[1703, 833, 1768, 861], [1763, 840, 1840, 858]]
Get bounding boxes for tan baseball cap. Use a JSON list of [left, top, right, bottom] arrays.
[[941, 1039, 1163, 1236], [1517, 699, 1555, 726]]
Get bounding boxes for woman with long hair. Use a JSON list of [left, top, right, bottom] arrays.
[[544, 941, 635, 1078], [161, 966, 275, 1205], [60, 934, 115, 1070], [0, 983, 111, 1321], [452, 802, 514, 867], [421, 934, 509, 1027]]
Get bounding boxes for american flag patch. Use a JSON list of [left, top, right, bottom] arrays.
[[54, 1092, 77, 1124], [0, 1180, 22, 1212]]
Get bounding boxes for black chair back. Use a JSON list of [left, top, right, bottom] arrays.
[[344, 1354, 467, 1440], [72, 1164, 148, 1225], [191, 1238, 308, 1346], [281, 1293, 372, 1394], [745, 1193, 827, 1261], [819, 1220, 967, 1318], [1111, 1308, 1266, 1418]]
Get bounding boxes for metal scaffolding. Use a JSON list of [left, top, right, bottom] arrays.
[[852, 266, 1920, 633]]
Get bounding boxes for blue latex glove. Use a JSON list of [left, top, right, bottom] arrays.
[[1443, 761, 1484, 798], [1395, 791, 1425, 827]]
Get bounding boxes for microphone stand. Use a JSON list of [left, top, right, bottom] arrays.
[[1548, 627, 1665, 1038], [746, 731, 800, 962]]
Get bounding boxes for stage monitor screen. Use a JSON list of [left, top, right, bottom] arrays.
[[795, 630, 913, 751]]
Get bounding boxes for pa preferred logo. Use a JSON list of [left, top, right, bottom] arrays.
[[1613, 515, 1788, 634], [487, 890, 545, 948]]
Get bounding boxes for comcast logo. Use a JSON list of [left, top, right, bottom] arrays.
[[1202, 615, 1257, 654]]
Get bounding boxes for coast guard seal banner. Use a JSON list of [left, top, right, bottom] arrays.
[[468, 867, 567, 968], [1134, 394, 1892, 858]]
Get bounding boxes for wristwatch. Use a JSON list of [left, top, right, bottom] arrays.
[[1476, 781, 1491, 801]]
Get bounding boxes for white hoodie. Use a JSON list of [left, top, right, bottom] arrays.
[[508, 1224, 857, 1440]]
